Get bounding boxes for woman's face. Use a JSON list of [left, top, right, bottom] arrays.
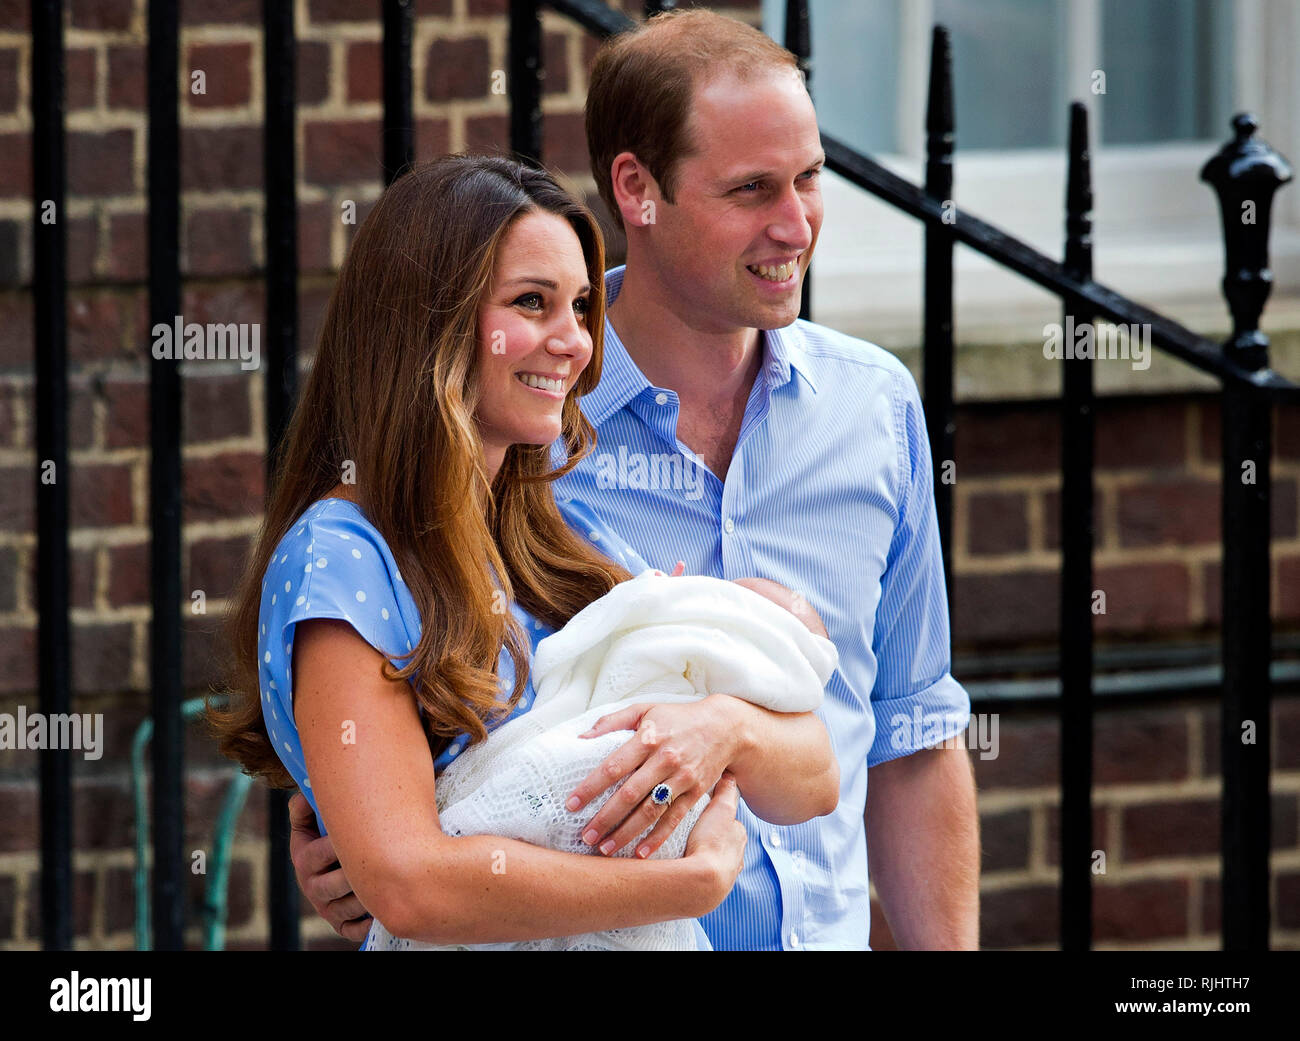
[[476, 209, 595, 478]]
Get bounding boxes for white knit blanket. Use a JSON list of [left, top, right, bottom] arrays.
[[364, 570, 839, 951]]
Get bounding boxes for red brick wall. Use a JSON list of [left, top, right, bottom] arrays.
[[869, 697, 1300, 950], [952, 396, 1300, 652], [1, 0, 1297, 950]]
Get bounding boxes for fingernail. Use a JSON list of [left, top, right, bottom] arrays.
[[636, 844, 651, 859], [599, 839, 616, 855], [583, 828, 599, 845], [566, 796, 581, 812]]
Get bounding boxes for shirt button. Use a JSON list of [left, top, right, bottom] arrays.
[[723, 518, 735, 534], [654, 392, 668, 405], [770, 832, 781, 847], [790, 932, 800, 948]]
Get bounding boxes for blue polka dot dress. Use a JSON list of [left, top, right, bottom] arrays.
[[257, 495, 650, 833]]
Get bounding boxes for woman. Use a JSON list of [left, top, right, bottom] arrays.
[[208, 154, 746, 946]]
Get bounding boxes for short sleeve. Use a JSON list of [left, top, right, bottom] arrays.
[[280, 512, 413, 671], [258, 500, 419, 825], [866, 369, 971, 767], [557, 495, 652, 574]]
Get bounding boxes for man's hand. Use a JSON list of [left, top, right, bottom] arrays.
[[288, 791, 372, 942], [566, 696, 742, 860]]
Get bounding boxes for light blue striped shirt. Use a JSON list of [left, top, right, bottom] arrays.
[[552, 265, 971, 950]]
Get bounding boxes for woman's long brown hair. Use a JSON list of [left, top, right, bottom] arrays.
[[208, 154, 631, 787]]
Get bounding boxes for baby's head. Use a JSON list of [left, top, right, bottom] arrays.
[[731, 577, 828, 639]]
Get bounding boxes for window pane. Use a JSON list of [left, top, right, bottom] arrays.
[[935, 0, 1068, 150], [1100, 0, 1235, 143], [763, 0, 900, 154]]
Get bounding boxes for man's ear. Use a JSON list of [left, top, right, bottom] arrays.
[[609, 151, 661, 229]]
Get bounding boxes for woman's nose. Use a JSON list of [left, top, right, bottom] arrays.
[[546, 312, 590, 357]]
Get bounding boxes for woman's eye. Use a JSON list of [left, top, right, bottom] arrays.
[[513, 293, 544, 310], [573, 297, 590, 319]]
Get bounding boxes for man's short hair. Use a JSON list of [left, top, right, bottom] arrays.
[[585, 8, 801, 231]]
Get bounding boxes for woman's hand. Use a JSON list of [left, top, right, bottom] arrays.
[[567, 693, 747, 859], [682, 771, 746, 912]]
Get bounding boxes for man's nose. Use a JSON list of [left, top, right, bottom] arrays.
[[768, 185, 815, 251]]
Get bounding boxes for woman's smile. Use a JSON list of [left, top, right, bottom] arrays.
[[515, 371, 569, 397]]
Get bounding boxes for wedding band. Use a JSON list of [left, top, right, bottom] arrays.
[[650, 782, 673, 806]]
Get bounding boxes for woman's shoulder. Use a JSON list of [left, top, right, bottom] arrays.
[[260, 497, 415, 674], [262, 498, 409, 625], [271, 498, 402, 575]]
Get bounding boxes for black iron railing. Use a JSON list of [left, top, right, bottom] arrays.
[[27, 0, 1295, 951], [145, 0, 184, 954], [263, 0, 302, 951], [31, 0, 70, 954]]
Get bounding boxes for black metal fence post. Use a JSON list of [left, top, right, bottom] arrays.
[[1201, 113, 1292, 950], [1059, 100, 1096, 952], [784, 0, 811, 322], [383, 0, 415, 185], [923, 26, 955, 615], [146, 0, 185, 951], [509, 0, 543, 165], [264, 0, 301, 951], [32, 0, 72, 952]]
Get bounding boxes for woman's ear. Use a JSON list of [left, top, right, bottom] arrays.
[[609, 151, 660, 230]]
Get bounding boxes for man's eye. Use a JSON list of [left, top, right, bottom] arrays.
[[735, 182, 761, 193], [513, 293, 544, 309]]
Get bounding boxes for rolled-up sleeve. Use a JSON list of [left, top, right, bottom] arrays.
[[867, 368, 971, 768]]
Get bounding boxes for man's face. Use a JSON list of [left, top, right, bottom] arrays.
[[637, 67, 824, 335]]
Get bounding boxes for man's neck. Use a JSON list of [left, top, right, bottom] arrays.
[[607, 264, 763, 413]]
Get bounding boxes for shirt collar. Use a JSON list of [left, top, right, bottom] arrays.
[[765, 318, 820, 395], [581, 265, 819, 428], [580, 267, 652, 427]]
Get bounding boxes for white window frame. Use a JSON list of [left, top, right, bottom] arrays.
[[796, 0, 1300, 357]]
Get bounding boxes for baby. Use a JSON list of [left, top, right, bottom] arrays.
[[365, 569, 838, 951], [730, 575, 830, 638]]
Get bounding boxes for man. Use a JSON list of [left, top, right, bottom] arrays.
[[289, 7, 979, 950]]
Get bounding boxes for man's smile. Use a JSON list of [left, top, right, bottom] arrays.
[[746, 253, 803, 286]]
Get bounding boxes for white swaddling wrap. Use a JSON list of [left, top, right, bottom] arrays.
[[364, 569, 839, 951]]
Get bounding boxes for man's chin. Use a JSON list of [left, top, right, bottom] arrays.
[[745, 299, 801, 331]]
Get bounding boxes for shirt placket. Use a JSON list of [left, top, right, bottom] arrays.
[[764, 825, 809, 949], [721, 368, 806, 949], [640, 357, 807, 949]]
